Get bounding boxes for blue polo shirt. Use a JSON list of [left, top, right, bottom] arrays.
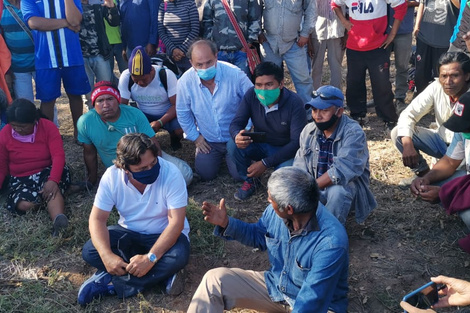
[[21, 0, 84, 70]]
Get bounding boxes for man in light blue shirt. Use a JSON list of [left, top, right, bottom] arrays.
[[176, 39, 253, 181]]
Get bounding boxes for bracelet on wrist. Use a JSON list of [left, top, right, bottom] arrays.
[[157, 119, 164, 127]]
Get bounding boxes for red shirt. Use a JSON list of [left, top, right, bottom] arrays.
[[332, 0, 407, 51], [0, 118, 65, 186]]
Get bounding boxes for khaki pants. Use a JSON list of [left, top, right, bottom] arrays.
[[187, 267, 338, 313], [188, 267, 290, 313]]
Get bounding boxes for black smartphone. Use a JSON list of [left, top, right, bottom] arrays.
[[402, 282, 439, 312], [244, 131, 266, 143]]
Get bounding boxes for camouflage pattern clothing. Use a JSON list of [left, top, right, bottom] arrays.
[[202, 0, 261, 51]]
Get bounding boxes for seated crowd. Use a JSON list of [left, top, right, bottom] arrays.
[[1, 0, 470, 308]]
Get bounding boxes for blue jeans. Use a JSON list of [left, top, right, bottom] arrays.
[[13, 71, 35, 102], [226, 138, 294, 181], [143, 112, 182, 133], [217, 50, 250, 77], [84, 55, 113, 89], [82, 224, 190, 298], [195, 141, 239, 181], [320, 183, 356, 225], [391, 126, 448, 174], [260, 41, 313, 104], [84, 55, 113, 107]]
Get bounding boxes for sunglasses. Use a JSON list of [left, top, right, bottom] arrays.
[[312, 91, 343, 101]]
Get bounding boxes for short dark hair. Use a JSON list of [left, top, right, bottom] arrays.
[[253, 62, 284, 83], [439, 52, 470, 75], [7, 98, 40, 124], [267, 166, 319, 214], [114, 133, 160, 170], [187, 39, 218, 60]]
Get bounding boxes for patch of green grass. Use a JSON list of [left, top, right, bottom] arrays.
[[0, 278, 79, 313], [186, 198, 228, 257]]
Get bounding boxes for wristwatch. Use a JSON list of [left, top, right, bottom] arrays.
[[147, 252, 158, 263]]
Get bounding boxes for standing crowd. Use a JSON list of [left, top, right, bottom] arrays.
[[1, 0, 470, 311]]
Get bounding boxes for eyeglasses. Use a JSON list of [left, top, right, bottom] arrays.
[[312, 91, 343, 101]]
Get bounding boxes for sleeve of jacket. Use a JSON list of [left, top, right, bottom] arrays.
[[247, 0, 262, 42], [46, 121, 66, 184], [327, 122, 369, 185], [301, 0, 316, 38], [293, 125, 312, 174], [201, 0, 214, 39], [176, 77, 201, 141], [0, 129, 9, 187], [263, 94, 307, 168], [213, 207, 271, 251], [180, 1, 200, 53], [148, 0, 160, 45], [158, 2, 176, 54], [103, 5, 120, 27], [389, 0, 407, 20], [396, 82, 436, 138], [230, 90, 252, 140]]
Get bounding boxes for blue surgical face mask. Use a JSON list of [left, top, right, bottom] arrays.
[[130, 161, 160, 185], [196, 64, 217, 80]]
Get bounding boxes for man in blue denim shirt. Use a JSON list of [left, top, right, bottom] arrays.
[[187, 166, 349, 313], [294, 85, 376, 224]]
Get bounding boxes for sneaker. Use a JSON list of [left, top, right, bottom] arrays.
[[165, 269, 186, 296], [395, 99, 407, 115], [77, 271, 115, 306], [234, 179, 259, 201], [52, 214, 68, 237]]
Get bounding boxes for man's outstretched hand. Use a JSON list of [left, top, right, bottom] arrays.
[[202, 198, 229, 228]]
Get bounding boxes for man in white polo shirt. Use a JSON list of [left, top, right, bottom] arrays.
[[77, 133, 190, 306]]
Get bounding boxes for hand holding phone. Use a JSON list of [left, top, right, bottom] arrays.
[[244, 131, 266, 143], [402, 282, 439, 313]]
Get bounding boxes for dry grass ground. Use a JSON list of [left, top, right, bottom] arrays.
[[1, 58, 470, 313]]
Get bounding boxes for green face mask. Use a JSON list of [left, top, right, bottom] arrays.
[[254, 88, 281, 107], [462, 132, 470, 140]]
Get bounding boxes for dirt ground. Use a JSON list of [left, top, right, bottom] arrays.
[[1, 59, 470, 313]]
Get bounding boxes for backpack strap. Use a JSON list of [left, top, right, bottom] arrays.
[[159, 67, 168, 93], [128, 67, 167, 94]]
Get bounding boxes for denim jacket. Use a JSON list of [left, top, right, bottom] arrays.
[[215, 204, 349, 313], [293, 115, 376, 223]]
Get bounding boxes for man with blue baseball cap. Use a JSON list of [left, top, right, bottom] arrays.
[[293, 85, 377, 224]]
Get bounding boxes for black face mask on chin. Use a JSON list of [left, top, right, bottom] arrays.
[[314, 110, 339, 131]]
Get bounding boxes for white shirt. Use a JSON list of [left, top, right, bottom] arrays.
[[94, 157, 190, 238], [397, 79, 467, 144], [118, 65, 178, 116]]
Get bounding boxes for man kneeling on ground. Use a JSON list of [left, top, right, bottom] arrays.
[[187, 166, 349, 313], [78, 133, 190, 305]]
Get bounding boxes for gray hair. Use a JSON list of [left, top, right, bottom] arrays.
[[267, 167, 319, 214], [187, 39, 218, 60]]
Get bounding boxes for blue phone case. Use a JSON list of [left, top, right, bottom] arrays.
[[402, 281, 437, 313]]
